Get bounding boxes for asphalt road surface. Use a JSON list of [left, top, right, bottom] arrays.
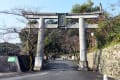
[[0, 59, 115, 80]]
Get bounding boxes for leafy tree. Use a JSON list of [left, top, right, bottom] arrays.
[[96, 14, 120, 48], [19, 26, 38, 56], [71, 0, 99, 13]]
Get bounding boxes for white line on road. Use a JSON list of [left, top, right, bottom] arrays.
[[1, 72, 48, 80]]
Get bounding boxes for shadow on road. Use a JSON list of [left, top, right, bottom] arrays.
[[43, 60, 78, 71]]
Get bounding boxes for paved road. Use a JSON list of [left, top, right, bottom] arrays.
[[0, 60, 115, 80]]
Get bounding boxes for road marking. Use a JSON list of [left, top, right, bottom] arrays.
[[1, 72, 48, 80]]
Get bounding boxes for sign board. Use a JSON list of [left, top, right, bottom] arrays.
[[57, 13, 66, 28], [8, 56, 17, 62]]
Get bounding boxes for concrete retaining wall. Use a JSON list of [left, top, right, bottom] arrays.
[[0, 55, 32, 72], [0, 56, 19, 72]]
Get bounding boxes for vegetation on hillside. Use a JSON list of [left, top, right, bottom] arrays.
[[96, 15, 120, 48]]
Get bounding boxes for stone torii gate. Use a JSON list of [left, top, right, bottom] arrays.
[[23, 12, 102, 71]]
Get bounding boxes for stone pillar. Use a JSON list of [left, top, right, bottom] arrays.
[[34, 18, 45, 71], [78, 17, 88, 70]]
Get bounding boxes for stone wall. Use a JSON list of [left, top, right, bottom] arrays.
[[87, 43, 120, 79]]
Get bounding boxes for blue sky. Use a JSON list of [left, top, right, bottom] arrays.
[[0, 0, 119, 13], [0, 0, 120, 43]]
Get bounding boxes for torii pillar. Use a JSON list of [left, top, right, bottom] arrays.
[[79, 17, 87, 70], [34, 18, 45, 70]]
